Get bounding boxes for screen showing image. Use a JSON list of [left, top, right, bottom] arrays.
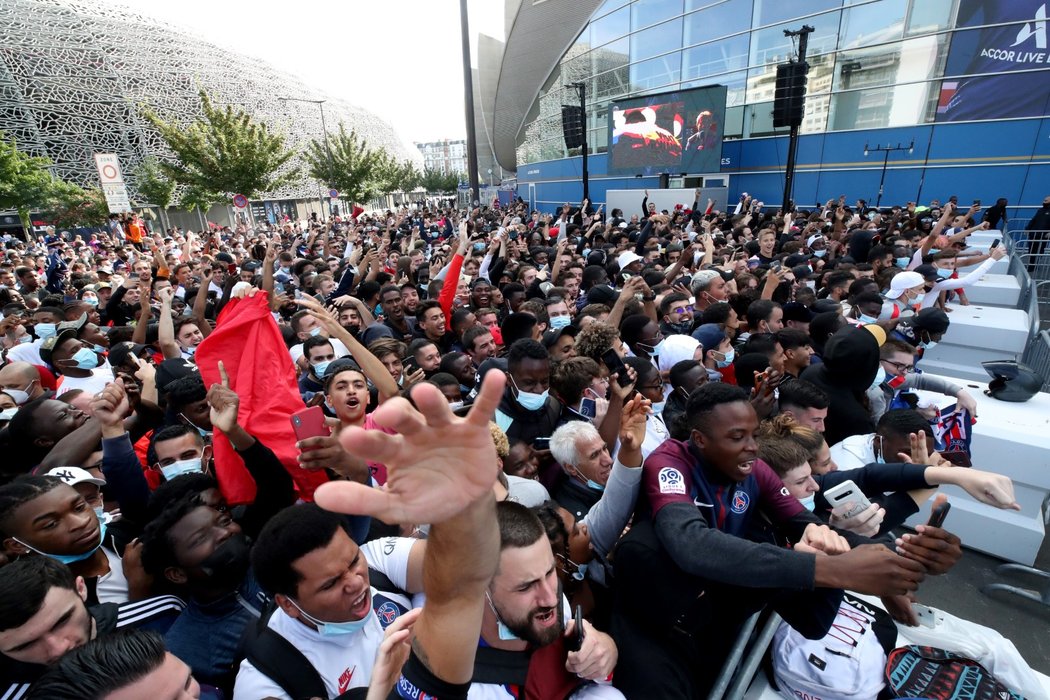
[[607, 84, 728, 176]]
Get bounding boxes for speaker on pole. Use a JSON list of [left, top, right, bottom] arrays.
[[772, 61, 808, 128], [561, 105, 585, 150]]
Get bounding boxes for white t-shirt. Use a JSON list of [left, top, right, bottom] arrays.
[[55, 367, 115, 397], [5, 339, 43, 365], [233, 592, 387, 700], [829, 433, 877, 472], [289, 337, 351, 364], [97, 546, 129, 604]]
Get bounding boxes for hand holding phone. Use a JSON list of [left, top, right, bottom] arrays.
[[291, 406, 328, 444], [824, 480, 874, 520], [564, 606, 585, 652], [927, 499, 951, 528]]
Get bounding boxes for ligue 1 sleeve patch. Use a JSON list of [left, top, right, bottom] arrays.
[[658, 467, 686, 495]]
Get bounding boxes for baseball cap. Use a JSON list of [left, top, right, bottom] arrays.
[[861, 324, 887, 347], [913, 264, 940, 282], [886, 271, 925, 299], [914, 307, 950, 334], [155, 357, 201, 392], [39, 328, 78, 367], [58, 312, 88, 334], [806, 234, 827, 248], [781, 302, 815, 324], [108, 341, 148, 369], [46, 466, 105, 487], [542, 325, 578, 348], [691, 323, 726, 353], [586, 284, 619, 307], [617, 251, 643, 270]]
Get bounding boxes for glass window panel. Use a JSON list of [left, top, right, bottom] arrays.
[[752, 0, 842, 28], [632, 0, 684, 31], [750, 12, 841, 66], [593, 64, 631, 100], [629, 54, 683, 93], [745, 101, 789, 137], [686, 69, 747, 106], [723, 105, 745, 138], [840, 0, 907, 48], [630, 18, 684, 61], [827, 78, 940, 130], [591, 37, 630, 76], [595, 0, 631, 18], [682, 35, 750, 80], [801, 94, 830, 133], [833, 35, 947, 91], [684, 0, 751, 46], [905, 0, 953, 36], [686, 0, 724, 11], [591, 7, 630, 48]]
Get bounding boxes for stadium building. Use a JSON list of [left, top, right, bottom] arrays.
[[0, 0, 421, 226], [475, 0, 1050, 218]]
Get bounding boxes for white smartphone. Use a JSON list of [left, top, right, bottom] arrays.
[[912, 603, 939, 628], [823, 480, 874, 520]]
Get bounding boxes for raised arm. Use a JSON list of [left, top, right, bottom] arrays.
[[317, 373, 505, 694], [155, 286, 182, 360]]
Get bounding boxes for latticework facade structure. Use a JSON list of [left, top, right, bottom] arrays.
[[0, 0, 421, 202]]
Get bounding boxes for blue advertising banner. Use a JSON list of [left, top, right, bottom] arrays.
[[937, 0, 1050, 121]]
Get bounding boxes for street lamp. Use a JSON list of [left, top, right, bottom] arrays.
[[278, 96, 334, 213], [487, 168, 493, 187], [863, 139, 914, 207]]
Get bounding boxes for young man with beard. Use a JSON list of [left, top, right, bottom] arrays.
[[0, 557, 183, 698], [610, 383, 951, 699]]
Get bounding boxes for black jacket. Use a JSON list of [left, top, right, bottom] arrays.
[[800, 326, 879, 446]]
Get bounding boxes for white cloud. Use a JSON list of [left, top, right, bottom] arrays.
[[113, 0, 503, 144]]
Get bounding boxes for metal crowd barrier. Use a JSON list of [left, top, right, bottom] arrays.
[[707, 610, 783, 700], [1021, 330, 1050, 393]]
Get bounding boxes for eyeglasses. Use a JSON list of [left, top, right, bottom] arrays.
[[881, 359, 915, 374], [637, 383, 663, 391], [670, 306, 693, 315]]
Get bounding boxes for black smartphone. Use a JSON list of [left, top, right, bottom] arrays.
[[927, 501, 951, 528], [601, 347, 627, 381], [990, 238, 1001, 249], [565, 605, 585, 653], [532, 436, 551, 451]]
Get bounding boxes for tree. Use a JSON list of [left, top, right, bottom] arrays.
[[143, 89, 299, 200], [304, 122, 387, 204], [131, 157, 177, 232], [420, 168, 460, 193], [376, 154, 421, 194], [45, 183, 110, 231], [0, 132, 60, 237]]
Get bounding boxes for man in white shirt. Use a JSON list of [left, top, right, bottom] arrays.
[[38, 328, 113, 398], [288, 309, 350, 368]]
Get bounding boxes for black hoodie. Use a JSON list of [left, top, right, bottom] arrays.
[[800, 326, 879, 445]]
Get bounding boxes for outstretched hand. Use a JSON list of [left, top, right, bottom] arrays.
[[314, 371, 506, 525], [207, 361, 240, 434]]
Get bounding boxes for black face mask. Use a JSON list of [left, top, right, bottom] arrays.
[[199, 533, 251, 588]]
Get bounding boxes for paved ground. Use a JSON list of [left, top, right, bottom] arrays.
[[916, 527, 1050, 675]]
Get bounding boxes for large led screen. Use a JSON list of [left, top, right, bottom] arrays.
[[607, 84, 728, 176]]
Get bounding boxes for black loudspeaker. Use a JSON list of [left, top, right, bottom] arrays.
[[561, 105, 585, 149], [658, 173, 670, 189], [773, 61, 809, 128]]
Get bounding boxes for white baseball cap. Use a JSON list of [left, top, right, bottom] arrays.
[[885, 270, 924, 299], [47, 466, 106, 487]]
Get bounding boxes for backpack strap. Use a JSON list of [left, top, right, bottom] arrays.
[[244, 625, 328, 700]]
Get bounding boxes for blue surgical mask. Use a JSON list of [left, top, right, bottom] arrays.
[[179, 414, 211, 438], [448, 400, 465, 411], [912, 293, 926, 305], [289, 596, 372, 636], [858, 313, 878, 325], [510, 375, 548, 411], [549, 315, 571, 330], [35, 323, 57, 340], [895, 257, 910, 269], [83, 297, 99, 307], [309, 326, 323, 337], [486, 592, 522, 641], [71, 347, 99, 370], [936, 268, 952, 279], [91, 344, 106, 355], [14, 510, 107, 564], [650, 400, 666, 414], [813, 249, 826, 258], [799, 494, 816, 512], [161, 457, 203, 480], [929, 248, 941, 255], [919, 340, 938, 351], [715, 349, 735, 368], [312, 360, 332, 377], [16, 334, 33, 345], [870, 365, 887, 389]]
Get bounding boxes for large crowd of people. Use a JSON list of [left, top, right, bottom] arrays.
[[0, 188, 1036, 699]]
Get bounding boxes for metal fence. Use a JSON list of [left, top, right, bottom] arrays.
[[1022, 330, 1050, 393]]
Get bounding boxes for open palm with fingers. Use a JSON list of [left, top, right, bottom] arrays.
[[315, 372, 505, 525]]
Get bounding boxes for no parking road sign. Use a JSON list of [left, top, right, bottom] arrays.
[[328, 189, 339, 199], [232, 194, 248, 209]]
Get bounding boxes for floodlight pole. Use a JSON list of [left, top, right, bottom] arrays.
[[460, 0, 480, 207], [781, 25, 813, 216], [864, 140, 914, 207], [569, 81, 591, 204]]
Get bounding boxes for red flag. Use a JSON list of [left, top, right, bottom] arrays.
[[351, 205, 365, 220], [195, 294, 328, 504]]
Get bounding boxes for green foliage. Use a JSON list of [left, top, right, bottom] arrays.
[[45, 184, 110, 230], [0, 132, 60, 233], [420, 168, 461, 193], [131, 157, 176, 209], [143, 89, 299, 200], [304, 123, 384, 203], [376, 154, 422, 194]]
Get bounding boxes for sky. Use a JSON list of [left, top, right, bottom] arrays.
[[115, 0, 504, 145]]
